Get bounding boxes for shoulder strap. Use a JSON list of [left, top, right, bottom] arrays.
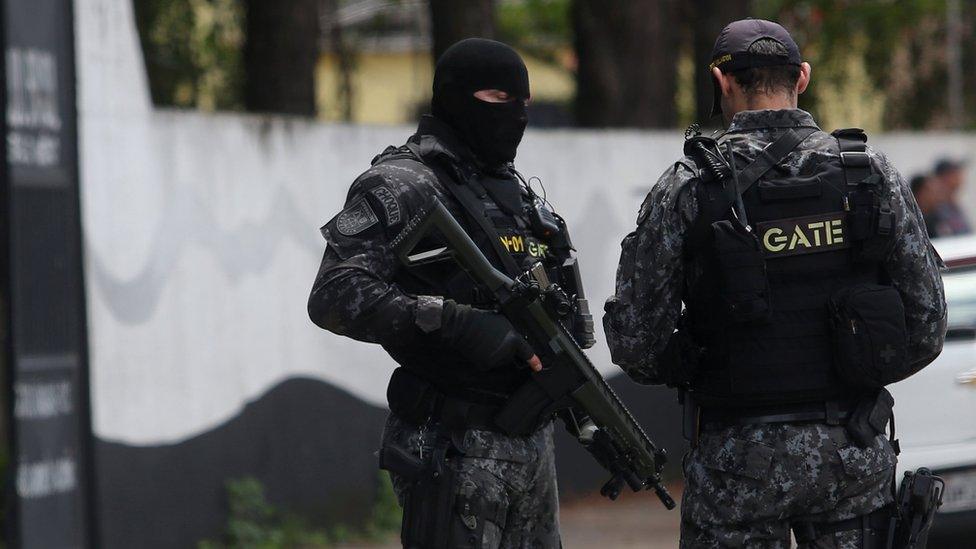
[[830, 128, 872, 187], [734, 127, 819, 195], [685, 127, 817, 251], [405, 143, 523, 277]]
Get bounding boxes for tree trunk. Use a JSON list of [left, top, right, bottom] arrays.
[[572, 0, 681, 128], [689, 0, 750, 124], [243, 0, 319, 115], [429, 0, 496, 62]]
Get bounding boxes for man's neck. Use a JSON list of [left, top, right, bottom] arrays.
[[725, 94, 798, 124]]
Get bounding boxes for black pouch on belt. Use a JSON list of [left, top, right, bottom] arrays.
[[846, 388, 895, 448], [828, 284, 908, 388], [711, 220, 771, 323], [387, 367, 440, 425]]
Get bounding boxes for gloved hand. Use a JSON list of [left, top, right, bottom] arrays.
[[440, 301, 539, 371]]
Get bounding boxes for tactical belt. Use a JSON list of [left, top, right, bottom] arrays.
[[700, 399, 859, 430], [388, 367, 509, 432], [433, 394, 504, 433], [792, 506, 891, 546], [404, 387, 504, 433]]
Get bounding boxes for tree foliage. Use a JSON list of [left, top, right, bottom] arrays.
[[755, 0, 966, 130], [132, 0, 975, 130], [133, 0, 244, 110], [572, 0, 681, 128], [242, 0, 320, 115], [429, 0, 497, 62]]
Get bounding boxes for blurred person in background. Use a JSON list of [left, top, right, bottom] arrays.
[[604, 19, 946, 548], [910, 173, 941, 238], [309, 38, 594, 548], [929, 158, 972, 237]]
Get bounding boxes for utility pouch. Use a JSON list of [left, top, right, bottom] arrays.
[[886, 468, 945, 549], [846, 179, 895, 263], [846, 389, 896, 449], [494, 380, 559, 436], [390, 439, 459, 549], [828, 284, 908, 388], [387, 368, 440, 425], [711, 220, 771, 323]]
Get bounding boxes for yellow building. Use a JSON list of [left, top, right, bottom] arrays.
[[316, 48, 575, 125]]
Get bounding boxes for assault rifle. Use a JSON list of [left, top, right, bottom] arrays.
[[391, 197, 674, 508]]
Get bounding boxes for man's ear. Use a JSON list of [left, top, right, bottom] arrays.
[[711, 66, 732, 97], [797, 62, 811, 95]]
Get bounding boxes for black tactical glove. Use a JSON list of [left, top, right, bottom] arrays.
[[440, 300, 535, 371]]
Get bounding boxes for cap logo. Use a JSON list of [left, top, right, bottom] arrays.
[[709, 54, 732, 70]]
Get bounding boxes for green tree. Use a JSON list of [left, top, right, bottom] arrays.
[[755, 0, 957, 130], [242, 0, 320, 115], [429, 0, 497, 62], [687, 0, 751, 124], [572, 0, 681, 128], [133, 0, 244, 110]]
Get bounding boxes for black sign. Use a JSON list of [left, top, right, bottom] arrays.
[[2, 0, 93, 547]]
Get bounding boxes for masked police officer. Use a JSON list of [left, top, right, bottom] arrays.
[[604, 19, 946, 548], [309, 38, 593, 548]]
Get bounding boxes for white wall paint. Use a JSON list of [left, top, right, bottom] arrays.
[[75, 0, 976, 445]]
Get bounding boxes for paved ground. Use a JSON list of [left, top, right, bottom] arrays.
[[558, 483, 682, 548], [338, 483, 683, 549]]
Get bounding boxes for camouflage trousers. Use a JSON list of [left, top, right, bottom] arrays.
[[680, 423, 897, 549], [381, 413, 561, 548]]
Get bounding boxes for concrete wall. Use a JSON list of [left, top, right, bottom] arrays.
[[78, 0, 976, 447], [75, 0, 976, 545]]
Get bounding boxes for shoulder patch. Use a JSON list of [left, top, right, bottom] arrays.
[[370, 186, 402, 225], [335, 198, 379, 236]]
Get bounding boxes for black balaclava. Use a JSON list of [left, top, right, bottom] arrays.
[[431, 38, 530, 167]]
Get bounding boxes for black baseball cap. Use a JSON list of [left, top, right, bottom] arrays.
[[709, 19, 802, 117]]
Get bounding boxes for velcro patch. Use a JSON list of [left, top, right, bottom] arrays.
[[370, 186, 402, 225], [756, 211, 850, 258], [335, 198, 379, 236]]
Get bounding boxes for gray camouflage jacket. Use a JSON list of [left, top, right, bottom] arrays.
[[604, 109, 947, 385], [309, 116, 589, 397]]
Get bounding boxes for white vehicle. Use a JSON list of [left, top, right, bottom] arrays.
[[889, 234, 976, 544]]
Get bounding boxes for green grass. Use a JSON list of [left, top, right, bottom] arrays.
[[199, 473, 401, 548]]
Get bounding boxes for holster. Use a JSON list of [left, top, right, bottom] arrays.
[[380, 438, 459, 549], [886, 468, 945, 549], [790, 468, 944, 548]]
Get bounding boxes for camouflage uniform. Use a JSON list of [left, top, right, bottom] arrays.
[[309, 115, 570, 548], [604, 109, 946, 548], [382, 415, 559, 548]]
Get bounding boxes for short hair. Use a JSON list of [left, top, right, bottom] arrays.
[[729, 38, 801, 96]]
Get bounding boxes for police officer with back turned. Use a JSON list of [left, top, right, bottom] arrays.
[[309, 38, 594, 548], [604, 19, 947, 548]]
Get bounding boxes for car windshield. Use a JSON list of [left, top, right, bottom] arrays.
[[945, 268, 976, 328]]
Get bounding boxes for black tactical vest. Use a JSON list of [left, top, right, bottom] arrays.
[[373, 146, 576, 403], [687, 129, 892, 407]]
